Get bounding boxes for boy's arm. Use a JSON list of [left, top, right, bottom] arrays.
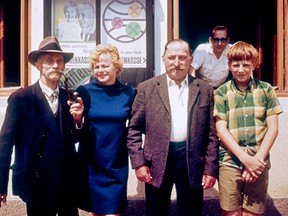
[[215, 116, 266, 179], [255, 115, 279, 161], [215, 116, 248, 162]]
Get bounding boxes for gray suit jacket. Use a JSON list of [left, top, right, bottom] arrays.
[[127, 73, 219, 189]]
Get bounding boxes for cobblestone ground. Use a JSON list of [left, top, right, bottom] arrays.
[[0, 198, 287, 216]]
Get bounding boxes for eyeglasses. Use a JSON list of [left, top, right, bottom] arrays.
[[212, 37, 228, 43]]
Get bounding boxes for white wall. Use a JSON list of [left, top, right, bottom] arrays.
[[30, 0, 44, 84], [154, 0, 168, 76]]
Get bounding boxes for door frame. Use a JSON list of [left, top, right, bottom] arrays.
[[0, 0, 28, 95], [171, 0, 288, 94], [277, 0, 288, 92]]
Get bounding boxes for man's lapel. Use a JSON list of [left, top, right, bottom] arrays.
[[156, 74, 170, 114], [32, 82, 63, 139], [187, 75, 200, 113]]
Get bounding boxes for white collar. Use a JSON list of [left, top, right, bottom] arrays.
[[39, 79, 59, 97], [166, 74, 188, 88]]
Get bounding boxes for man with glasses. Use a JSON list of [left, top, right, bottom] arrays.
[[191, 25, 231, 89]]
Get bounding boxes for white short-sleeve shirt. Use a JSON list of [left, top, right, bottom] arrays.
[[192, 42, 231, 88]]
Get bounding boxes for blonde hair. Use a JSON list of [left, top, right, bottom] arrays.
[[89, 44, 123, 73], [227, 41, 259, 67]]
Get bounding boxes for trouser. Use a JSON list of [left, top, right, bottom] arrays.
[[26, 204, 79, 216], [145, 141, 203, 216]]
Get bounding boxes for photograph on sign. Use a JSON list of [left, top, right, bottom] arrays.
[[51, 0, 95, 89], [52, 0, 96, 42]]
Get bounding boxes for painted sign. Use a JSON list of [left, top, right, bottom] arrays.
[[101, 0, 147, 68]]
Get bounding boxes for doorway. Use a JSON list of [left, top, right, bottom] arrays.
[[0, 0, 21, 87], [179, 0, 276, 85]]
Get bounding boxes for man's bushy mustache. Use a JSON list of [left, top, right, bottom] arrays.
[[169, 65, 188, 71]]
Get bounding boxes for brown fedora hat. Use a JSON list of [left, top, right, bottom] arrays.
[[28, 36, 74, 65]]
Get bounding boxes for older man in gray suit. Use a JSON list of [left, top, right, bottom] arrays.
[[127, 39, 219, 216]]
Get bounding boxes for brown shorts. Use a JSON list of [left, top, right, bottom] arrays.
[[218, 165, 269, 214]]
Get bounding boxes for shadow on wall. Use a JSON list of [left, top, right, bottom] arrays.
[[122, 197, 287, 216], [265, 195, 287, 216], [0, 194, 287, 215], [124, 178, 287, 216]]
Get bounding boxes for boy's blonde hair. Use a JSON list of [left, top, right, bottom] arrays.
[[227, 41, 259, 67]]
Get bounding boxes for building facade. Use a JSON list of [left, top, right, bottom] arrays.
[[0, 0, 288, 93], [0, 0, 288, 214]]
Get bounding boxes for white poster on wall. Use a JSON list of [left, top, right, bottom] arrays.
[[52, 0, 96, 89], [101, 0, 147, 68]]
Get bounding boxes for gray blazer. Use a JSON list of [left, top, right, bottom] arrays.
[[127, 73, 219, 189]]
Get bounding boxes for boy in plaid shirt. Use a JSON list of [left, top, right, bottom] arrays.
[[214, 41, 282, 216]]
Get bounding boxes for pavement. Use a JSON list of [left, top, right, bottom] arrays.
[[0, 198, 287, 215], [0, 96, 288, 215]]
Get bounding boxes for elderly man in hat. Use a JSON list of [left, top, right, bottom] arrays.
[[0, 36, 84, 216]]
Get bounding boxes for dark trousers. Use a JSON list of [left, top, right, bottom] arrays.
[[26, 205, 79, 216], [26, 183, 79, 216], [145, 141, 203, 216]]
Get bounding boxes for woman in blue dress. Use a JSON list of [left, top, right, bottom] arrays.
[[77, 44, 136, 216]]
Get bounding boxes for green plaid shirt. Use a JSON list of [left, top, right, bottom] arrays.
[[214, 79, 283, 169]]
